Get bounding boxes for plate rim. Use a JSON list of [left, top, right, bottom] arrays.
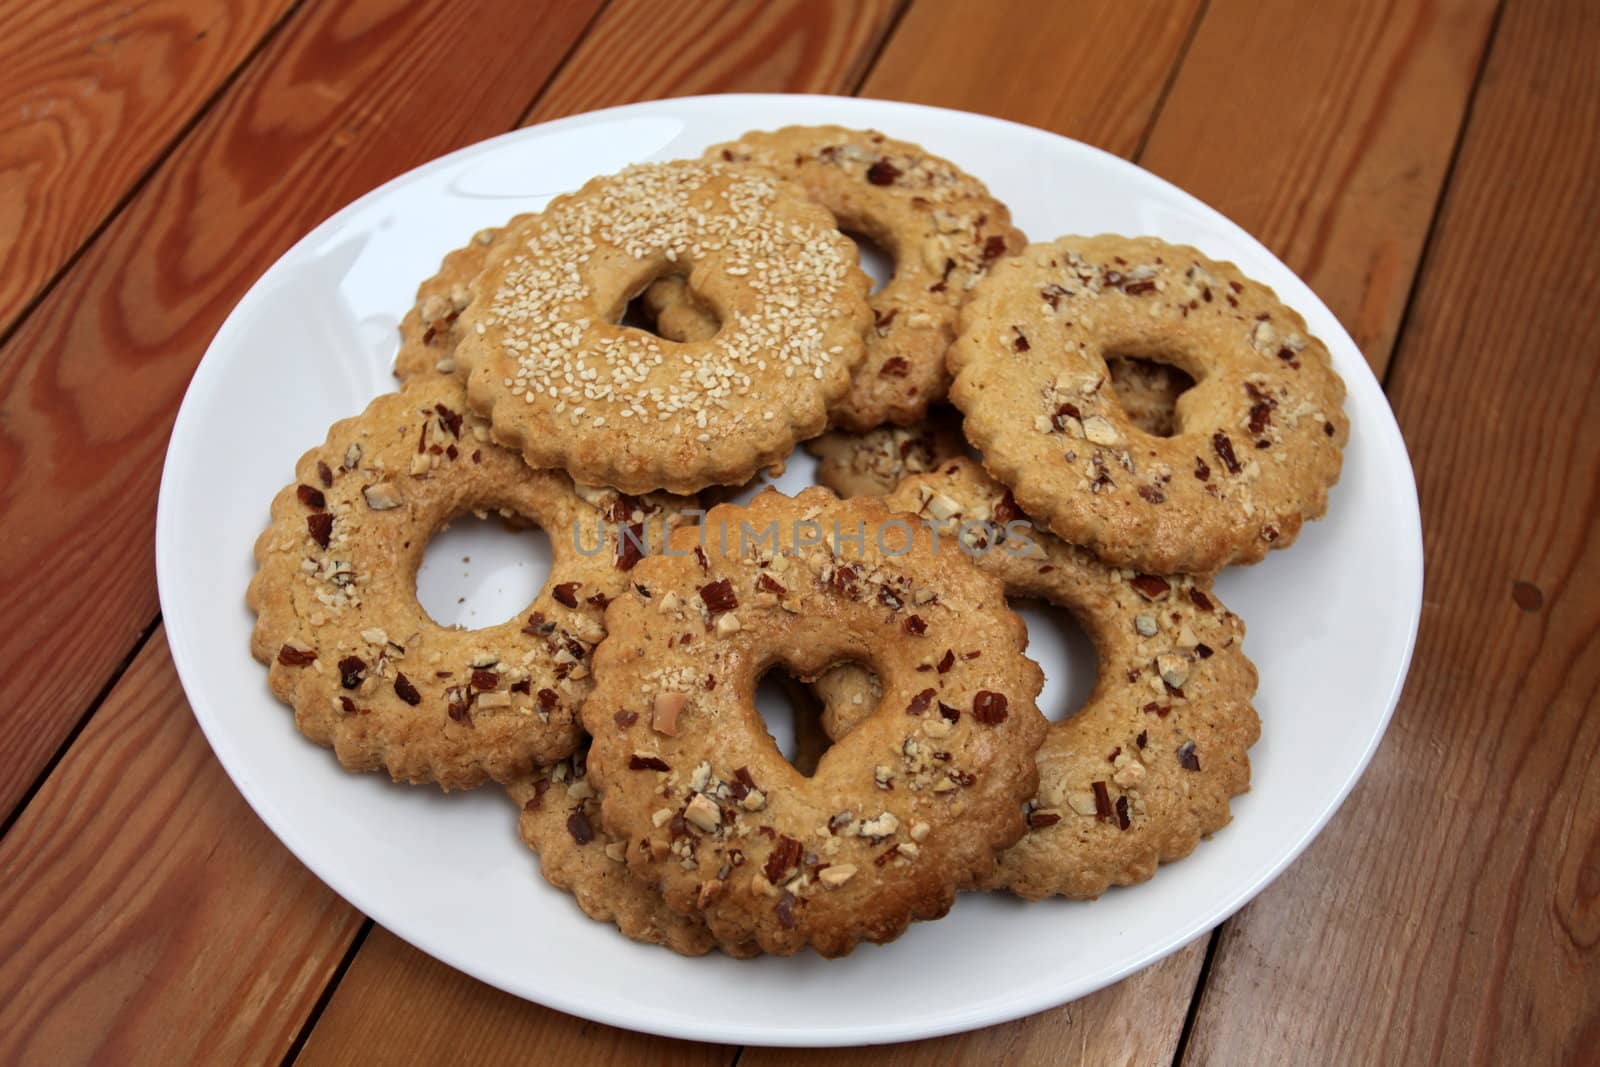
[[156, 92, 1424, 1046]]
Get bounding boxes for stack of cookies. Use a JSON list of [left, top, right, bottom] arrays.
[[248, 126, 1349, 958]]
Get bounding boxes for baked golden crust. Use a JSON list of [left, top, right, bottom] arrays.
[[453, 159, 872, 495], [813, 459, 1260, 899], [950, 235, 1349, 574], [247, 375, 696, 789], [580, 488, 1046, 955]]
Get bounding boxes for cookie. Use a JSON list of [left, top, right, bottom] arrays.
[[949, 235, 1349, 573], [813, 458, 1260, 899], [453, 159, 873, 495], [580, 488, 1047, 956], [644, 127, 1022, 431], [507, 751, 758, 957], [247, 375, 697, 789], [805, 407, 967, 498], [393, 222, 526, 383]]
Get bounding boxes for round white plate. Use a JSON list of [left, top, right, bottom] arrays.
[[157, 95, 1422, 1047]]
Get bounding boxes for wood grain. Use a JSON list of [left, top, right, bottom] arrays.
[[0, 629, 363, 1065], [526, 0, 907, 124], [0, 0, 297, 334], [860, 0, 1203, 158], [0, 0, 603, 823], [1182, 0, 1600, 1062], [296, 927, 736, 1066], [740, 939, 1206, 1067], [1140, 0, 1498, 371]]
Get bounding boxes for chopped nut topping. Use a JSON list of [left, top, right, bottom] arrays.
[[362, 482, 403, 510], [1130, 574, 1171, 600], [684, 794, 722, 833], [652, 691, 688, 735], [972, 690, 1008, 724], [1156, 653, 1191, 690], [818, 864, 858, 887], [393, 673, 421, 705], [1082, 415, 1121, 446]]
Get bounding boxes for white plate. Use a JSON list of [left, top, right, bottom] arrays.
[[156, 95, 1422, 1047]]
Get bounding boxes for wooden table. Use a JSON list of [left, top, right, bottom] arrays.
[[1, 0, 1594, 1061]]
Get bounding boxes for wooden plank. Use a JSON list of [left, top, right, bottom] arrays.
[[0, 0, 603, 821], [0, 0, 297, 333], [1139, 0, 1498, 372], [1181, 0, 1600, 1062], [0, 629, 363, 1065], [859, 0, 1202, 158], [295, 927, 736, 1067], [525, 0, 907, 123]]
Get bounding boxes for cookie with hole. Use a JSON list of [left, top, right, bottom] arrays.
[[812, 458, 1260, 900], [247, 374, 699, 790], [580, 487, 1046, 956], [452, 158, 872, 495], [949, 235, 1349, 574]]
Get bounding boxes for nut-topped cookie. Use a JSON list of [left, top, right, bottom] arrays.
[[949, 235, 1349, 573], [677, 127, 1026, 431], [812, 459, 1260, 899], [453, 159, 873, 495], [507, 750, 758, 957], [247, 375, 698, 789], [581, 488, 1047, 956]]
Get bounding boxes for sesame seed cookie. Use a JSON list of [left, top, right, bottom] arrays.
[[682, 127, 1023, 432], [949, 235, 1349, 574], [506, 750, 759, 958], [453, 159, 873, 495], [581, 488, 1046, 956], [812, 458, 1259, 899], [247, 375, 698, 789], [392, 222, 526, 383], [805, 407, 968, 498]]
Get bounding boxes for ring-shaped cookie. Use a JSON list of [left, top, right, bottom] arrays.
[[813, 458, 1259, 899], [950, 235, 1349, 574], [644, 127, 1024, 430], [453, 159, 872, 495], [248, 376, 696, 789], [507, 751, 758, 958], [581, 488, 1046, 956]]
